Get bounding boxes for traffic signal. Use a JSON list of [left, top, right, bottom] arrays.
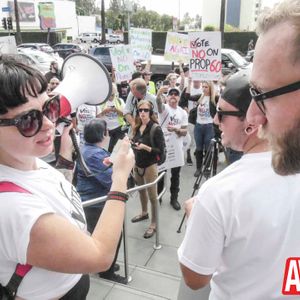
[[7, 17, 13, 30], [2, 17, 7, 30]]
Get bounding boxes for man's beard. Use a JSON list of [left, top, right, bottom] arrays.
[[258, 120, 300, 175]]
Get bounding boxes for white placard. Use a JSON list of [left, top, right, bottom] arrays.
[[164, 32, 189, 63], [158, 131, 185, 172], [188, 31, 221, 81], [129, 28, 152, 60], [0, 36, 17, 54], [109, 45, 135, 83]]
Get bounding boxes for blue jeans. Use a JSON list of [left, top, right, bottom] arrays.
[[194, 123, 214, 152]]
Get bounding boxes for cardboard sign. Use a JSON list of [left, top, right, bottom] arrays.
[[0, 36, 17, 54], [164, 32, 189, 63], [158, 131, 185, 172], [110, 45, 135, 83], [188, 31, 221, 81], [129, 28, 152, 60]]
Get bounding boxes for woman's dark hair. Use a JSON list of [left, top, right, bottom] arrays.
[[84, 119, 107, 144], [0, 55, 48, 115]]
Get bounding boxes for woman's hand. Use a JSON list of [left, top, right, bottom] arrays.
[[58, 122, 74, 161], [111, 137, 135, 191]]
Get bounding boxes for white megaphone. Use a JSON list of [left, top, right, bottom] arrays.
[[54, 53, 112, 117]]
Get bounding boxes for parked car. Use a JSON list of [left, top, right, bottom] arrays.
[[77, 32, 101, 43], [89, 45, 112, 72], [17, 48, 62, 74], [145, 48, 252, 89], [106, 34, 124, 44], [245, 49, 255, 62], [52, 43, 83, 59], [17, 43, 54, 54]]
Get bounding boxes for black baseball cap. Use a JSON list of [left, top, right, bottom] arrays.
[[167, 87, 180, 96], [221, 69, 252, 114]]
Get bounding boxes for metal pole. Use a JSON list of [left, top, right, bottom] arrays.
[[13, 0, 22, 44], [220, 0, 226, 47]]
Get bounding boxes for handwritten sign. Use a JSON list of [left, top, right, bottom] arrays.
[[109, 45, 135, 83], [0, 36, 17, 54], [188, 31, 221, 81], [129, 28, 152, 60], [164, 32, 189, 63], [158, 131, 185, 172]]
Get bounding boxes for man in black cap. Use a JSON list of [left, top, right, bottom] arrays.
[[156, 86, 188, 210], [177, 70, 299, 299]]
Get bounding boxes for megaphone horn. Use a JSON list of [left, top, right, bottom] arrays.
[[54, 53, 112, 117]]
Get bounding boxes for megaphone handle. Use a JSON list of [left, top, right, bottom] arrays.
[[69, 128, 93, 177]]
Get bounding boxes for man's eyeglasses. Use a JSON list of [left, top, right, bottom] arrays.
[[138, 108, 150, 113], [216, 108, 245, 123], [0, 95, 60, 137], [249, 80, 300, 114]]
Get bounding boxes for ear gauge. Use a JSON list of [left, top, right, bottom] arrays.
[[244, 126, 253, 134]]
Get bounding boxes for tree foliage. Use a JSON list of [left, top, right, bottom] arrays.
[[75, 0, 96, 15]]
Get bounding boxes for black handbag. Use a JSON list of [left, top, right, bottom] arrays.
[[188, 106, 198, 125]]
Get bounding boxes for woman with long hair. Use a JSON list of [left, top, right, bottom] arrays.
[[194, 81, 218, 177], [130, 100, 165, 239]]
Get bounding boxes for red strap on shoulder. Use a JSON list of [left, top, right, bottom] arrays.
[[0, 182, 33, 275], [15, 264, 32, 277], [0, 182, 31, 194]]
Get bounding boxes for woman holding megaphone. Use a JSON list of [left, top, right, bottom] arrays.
[[0, 55, 134, 299]]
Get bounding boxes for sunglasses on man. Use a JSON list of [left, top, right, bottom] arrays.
[[0, 95, 60, 137], [216, 107, 245, 123], [168, 92, 179, 96], [249, 80, 300, 114]]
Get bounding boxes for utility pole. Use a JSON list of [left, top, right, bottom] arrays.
[[101, 0, 106, 44], [220, 0, 226, 47], [14, 0, 22, 44]]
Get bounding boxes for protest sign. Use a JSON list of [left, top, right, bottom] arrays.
[[109, 45, 135, 83], [0, 36, 17, 54], [158, 131, 185, 172], [129, 28, 152, 60], [188, 31, 221, 81], [164, 32, 189, 63]]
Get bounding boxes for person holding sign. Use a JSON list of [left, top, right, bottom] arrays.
[[130, 100, 165, 238], [156, 87, 188, 210], [193, 81, 218, 177]]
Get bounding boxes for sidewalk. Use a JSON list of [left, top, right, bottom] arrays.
[[87, 155, 226, 299]]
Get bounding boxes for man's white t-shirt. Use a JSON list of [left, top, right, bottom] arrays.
[[0, 159, 86, 300], [99, 97, 125, 130], [178, 152, 300, 300], [76, 104, 100, 132]]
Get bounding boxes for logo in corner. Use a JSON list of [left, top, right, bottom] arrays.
[[282, 257, 300, 295]]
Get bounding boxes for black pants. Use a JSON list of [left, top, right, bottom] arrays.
[[83, 205, 122, 276], [108, 126, 126, 153], [157, 167, 181, 197], [59, 274, 90, 300]]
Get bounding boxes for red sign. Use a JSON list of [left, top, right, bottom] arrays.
[[282, 257, 300, 295]]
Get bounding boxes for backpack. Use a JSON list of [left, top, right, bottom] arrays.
[[149, 123, 167, 166], [0, 182, 32, 300]]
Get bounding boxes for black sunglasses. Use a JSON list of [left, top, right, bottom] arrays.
[[138, 108, 150, 113], [169, 92, 179, 96], [0, 95, 60, 137], [249, 80, 300, 114], [216, 108, 245, 123]]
